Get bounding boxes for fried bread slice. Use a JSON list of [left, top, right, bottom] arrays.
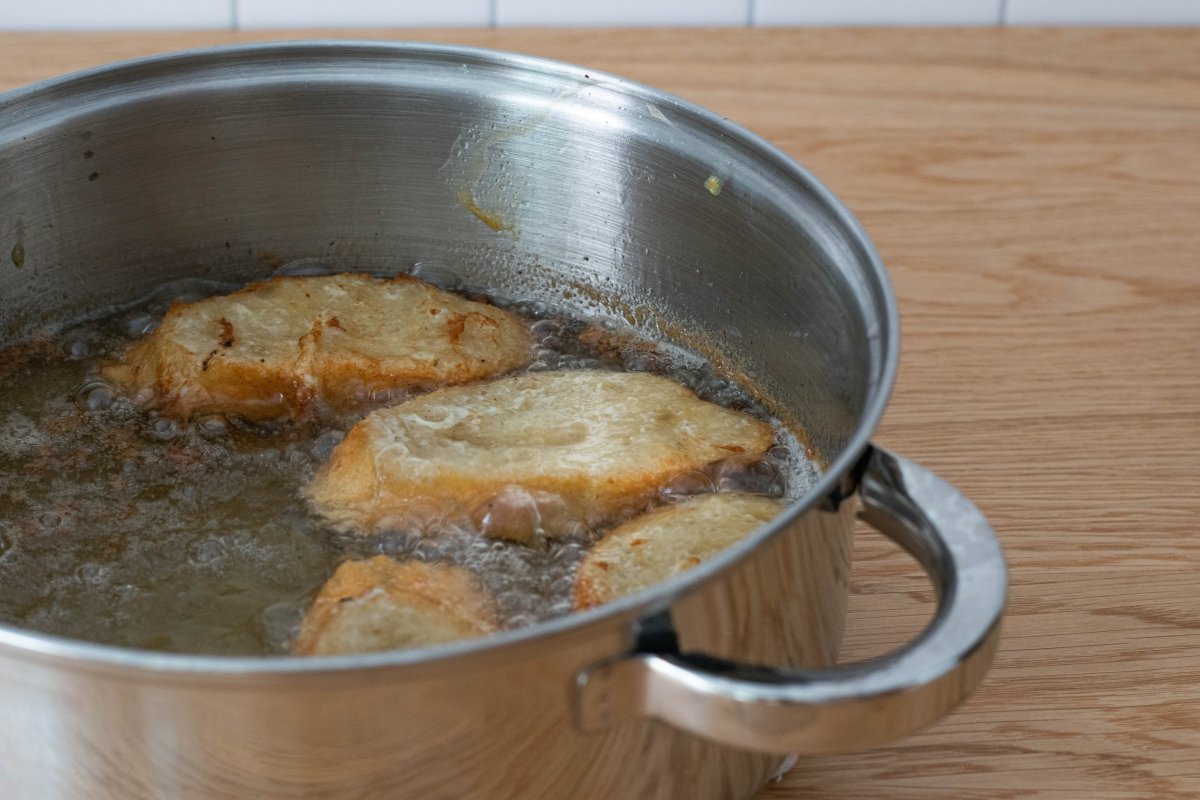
[[573, 493, 783, 609], [292, 556, 499, 656], [103, 274, 532, 421], [307, 370, 775, 534]]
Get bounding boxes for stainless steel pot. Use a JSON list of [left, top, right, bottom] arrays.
[[0, 42, 1005, 800]]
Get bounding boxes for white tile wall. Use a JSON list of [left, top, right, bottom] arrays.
[[1, 0, 1198, 29], [495, 0, 747, 26], [237, 0, 490, 28], [754, 0, 1001, 26], [1, 0, 230, 29], [1005, 0, 1200, 25]]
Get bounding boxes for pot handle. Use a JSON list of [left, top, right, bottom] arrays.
[[574, 445, 1006, 754]]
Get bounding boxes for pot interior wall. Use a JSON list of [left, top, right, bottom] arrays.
[[0, 43, 891, 462]]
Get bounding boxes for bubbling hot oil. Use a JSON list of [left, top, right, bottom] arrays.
[[0, 274, 820, 655]]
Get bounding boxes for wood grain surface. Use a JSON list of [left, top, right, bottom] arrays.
[[1, 27, 1197, 800]]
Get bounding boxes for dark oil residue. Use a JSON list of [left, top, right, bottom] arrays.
[[0, 271, 818, 656]]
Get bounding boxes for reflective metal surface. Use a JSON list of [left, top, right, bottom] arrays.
[[0, 43, 1004, 799]]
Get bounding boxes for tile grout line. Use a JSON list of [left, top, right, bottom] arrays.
[[746, 0, 757, 27], [490, 0, 498, 29], [230, 0, 239, 31], [998, 0, 1010, 26]]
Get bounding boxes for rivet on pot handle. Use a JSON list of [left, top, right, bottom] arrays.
[[574, 445, 1006, 755]]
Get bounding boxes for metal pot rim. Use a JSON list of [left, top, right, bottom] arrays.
[[0, 40, 899, 676]]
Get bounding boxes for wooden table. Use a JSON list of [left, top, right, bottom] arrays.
[[1, 27, 1196, 800]]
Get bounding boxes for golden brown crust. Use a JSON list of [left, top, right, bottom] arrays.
[[292, 556, 499, 656], [102, 274, 533, 421], [573, 493, 783, 610], [306, 370, 775, 534]]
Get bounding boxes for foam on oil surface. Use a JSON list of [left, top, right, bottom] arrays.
[[0, 266, 820, 655]]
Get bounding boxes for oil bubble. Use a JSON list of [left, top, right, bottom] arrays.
[[532, 346, 561, 364], [548, 598, 573, 616], [144, 416, 181, 442], [659, 470, 714, 500], [625, 350, 663, 372], [530, 319, 563, 344], [509, 299, 549, 319], [666, 364, 702, 390], [507, 613, 537, 629], [410, 262, 465, 292], [548, 575, 575, 597], [122, 312, 158, 339], [63, 337, 91, 359], [258, 600, 305, 651], [413, 537, 455, 562], [198, 415, 228, 438], [74, 378, 114, 412], [768, 445, 791, 461], [696, 376, 752, 408], [551, 542, 586, 566], [273, 258, 338, 278], [189, 538, 226, 566], [78, 563, 112, 585], [715, 459, 782, 495]]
